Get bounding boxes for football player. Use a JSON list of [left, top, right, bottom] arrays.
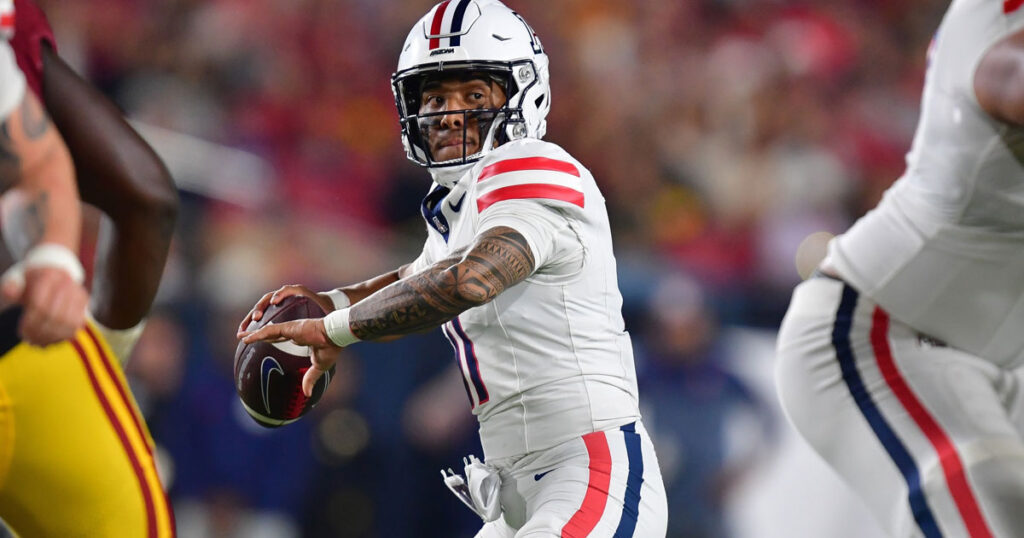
[[776, 1, 1024, 536], [0, 0, 178, 536], [0, 6, 85, 347], [239, 0, 668, 535]]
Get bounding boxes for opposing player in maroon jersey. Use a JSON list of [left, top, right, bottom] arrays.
[[0, 1, 178, 535]]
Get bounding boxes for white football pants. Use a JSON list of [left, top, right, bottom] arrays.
[[776, 276, 1024, 538], [474, 421, 667, 537]]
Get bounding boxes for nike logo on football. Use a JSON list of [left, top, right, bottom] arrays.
[[260, 356, 285, 414], [534, 469, 555, 481], [448, 193, 467, 212], [492, 34, 512, 41]]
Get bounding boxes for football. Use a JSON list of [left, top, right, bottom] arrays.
[[234, 295, 334, 428]]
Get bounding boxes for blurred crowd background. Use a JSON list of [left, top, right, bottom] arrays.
[[35, 0, 947, 536]]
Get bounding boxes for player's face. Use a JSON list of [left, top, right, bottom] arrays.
[[419, 76, 507, 162]]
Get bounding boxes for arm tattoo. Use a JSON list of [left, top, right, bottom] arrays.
[[0, 97, 51, 191], [0, 120, 19, 190], [20, 96, 50, 140], [348, 226, 536, 340], [4, 191, 48, 257]]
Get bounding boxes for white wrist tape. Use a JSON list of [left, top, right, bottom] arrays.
[[87, 312, 147, 365], [323, 289, 351, 311], [323, 307, 360, 347], [1, 243, 85, 293]]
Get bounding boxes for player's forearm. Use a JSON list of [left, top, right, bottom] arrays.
[[346, 227, 534, 341], [40, 47, 178, 327], [0, 95, 80, 257], [0, 154, 79, 256], [330, 264, 409, 306], [89, 214, 173, 328]]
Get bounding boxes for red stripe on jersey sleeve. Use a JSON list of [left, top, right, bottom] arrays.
[[477, 184, 584, 212], [478, 157, 580, 181], [1006, 0, 1024, 13], [429, 1, 451, 50]]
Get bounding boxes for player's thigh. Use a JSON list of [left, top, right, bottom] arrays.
[[778, 279, 1024, 537], [884, 331, 1024, 538], [0, 330, 173, 537], [475, 517, 516, 538], [512, 423, 667, 537]]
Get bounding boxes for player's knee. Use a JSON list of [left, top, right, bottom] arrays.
[[921, 439, 1024, 534], [963, 441, 1024, 501]]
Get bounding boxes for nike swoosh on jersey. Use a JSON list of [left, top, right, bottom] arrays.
[[260, 356, 285, 414], [534, 469, 555, 481], [448, 192, 467, 212]]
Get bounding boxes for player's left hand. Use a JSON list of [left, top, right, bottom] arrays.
[[4, 266, 89, 346], [240, 318, 341, 397]]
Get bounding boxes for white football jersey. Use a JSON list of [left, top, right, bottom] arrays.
[[411, 138, 640, 460], [0, 41, 24, 122], [829, 0, 1024, 367]]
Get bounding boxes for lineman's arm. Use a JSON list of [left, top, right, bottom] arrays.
[[0, 81, 88, 345], [975, 27, 1024, 126], [40, 45, 178, 330]]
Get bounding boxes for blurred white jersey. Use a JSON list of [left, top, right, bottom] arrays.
[[0, 41, 25, 120], [829, 0, 1024, 367], [411, 139, 640, 460]]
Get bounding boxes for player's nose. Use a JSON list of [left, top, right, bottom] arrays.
[[439, 96, 468, 129]]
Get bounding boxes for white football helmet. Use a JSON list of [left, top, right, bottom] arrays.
[[391, 0, 551, 169]]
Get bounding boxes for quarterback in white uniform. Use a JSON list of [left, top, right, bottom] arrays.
[[240, 1, 668, 536], [777, 1, 1024, 536]]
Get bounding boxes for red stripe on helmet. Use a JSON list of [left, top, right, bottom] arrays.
[[429, 1, 452, 50]]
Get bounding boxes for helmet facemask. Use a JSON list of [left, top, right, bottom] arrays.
[[392, 61, 536, 168]]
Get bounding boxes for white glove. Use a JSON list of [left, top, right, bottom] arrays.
[[441, 455, 501, 522]]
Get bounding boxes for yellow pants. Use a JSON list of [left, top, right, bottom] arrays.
[[0, 322, 174, 537]]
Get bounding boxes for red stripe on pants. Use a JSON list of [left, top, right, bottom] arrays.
[[71, 337, 158, 538], [561, 432, 612, 537], [870, 308, 993, 538], [84, 326, 175, 536]]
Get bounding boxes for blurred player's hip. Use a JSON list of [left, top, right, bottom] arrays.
[[776, 276, 1024, 538], [475, 420, 667, 537], [0, 313, 174, 537]]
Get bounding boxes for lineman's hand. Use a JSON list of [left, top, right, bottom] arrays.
[[240, 318, 340, 397], [4, 266, 88, 346], [236, 284, 335, 336]]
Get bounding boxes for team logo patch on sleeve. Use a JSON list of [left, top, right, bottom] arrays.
[[476, 156, 585, 212]]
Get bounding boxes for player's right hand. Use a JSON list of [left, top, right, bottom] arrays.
[[237, 284, 334, 337], [3, 266, 88, 346]]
